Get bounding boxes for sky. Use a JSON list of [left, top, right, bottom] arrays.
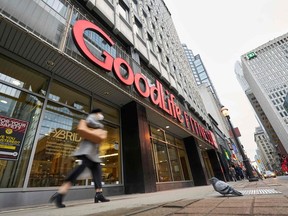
[[164, 0, 288, 159]]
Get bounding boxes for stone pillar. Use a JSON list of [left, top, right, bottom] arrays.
[[121, 101, 156, 193]]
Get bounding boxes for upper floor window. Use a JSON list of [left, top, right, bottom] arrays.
[[147, 33, 154, 52], [119, 1, 130, 22], [142, 10, 148, 27], [132, 0, 138, 14], [134, 17, 143, 38]]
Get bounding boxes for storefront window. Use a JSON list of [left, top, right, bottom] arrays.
[[88, 124, 121, 186], [49, 80, 90, 113], [93, 100, 120, 124], [92, 99, 121, 185], [28, 101, 86, 187], [168, 146, 183, 181], [0, 56, 49, 95], [150, 126, 192, 182], [154, 140, 171, 182], [28, 95, 121, 187], [0, 84, 43, 188]]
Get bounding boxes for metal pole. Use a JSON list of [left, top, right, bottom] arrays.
[[226, 115, 258, 182]]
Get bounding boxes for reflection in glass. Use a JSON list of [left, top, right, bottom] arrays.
[[168, 146, 182, 181], [0, 56, 49, 95], [49, 80, 90, 113], [154, 140, 171, 182], [0, 84, 43, 188], [150, 126, 192, 183], [28, 102, 85, 187], [89, 124, 121, 185]]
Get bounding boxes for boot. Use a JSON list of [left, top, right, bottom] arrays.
[[49, 192, 66, 208], [94, 192, 110, 203]]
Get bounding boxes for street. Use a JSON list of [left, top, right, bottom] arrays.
[[1, 176, 288, 216]]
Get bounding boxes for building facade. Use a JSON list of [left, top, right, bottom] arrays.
[[0, 0, 225, 208], [254, 126, 279, 172], [182, 44, 240, 181], [235, 61, 281, 168], [239, 35, 288, 156]]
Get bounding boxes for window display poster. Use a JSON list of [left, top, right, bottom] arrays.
[[0, 115, 29, 160]]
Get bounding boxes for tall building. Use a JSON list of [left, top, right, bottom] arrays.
[[0, 0, 226, 208], [254, 127, 279, 171], [254, 149, 266, 173], [182, 44, 241, 181], [239, 34, 288, 156], [235, 60, 281, 165], [182, 44, 221, 105]]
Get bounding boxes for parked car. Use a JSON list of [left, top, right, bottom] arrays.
[[263, 170, 276, 178]]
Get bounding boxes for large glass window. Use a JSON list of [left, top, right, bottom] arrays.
[[153, 139, 172, 182], [0, 84, 43, 188], [28, 102, 85, 187], [0, 56, 49, 95], [0, 0, 70, 47], [150, 127, 192, 182], [28, 95, 121, 187], [92, 100, 121, 185], [93, 124, 121, 185], [49, 80, 90, 113], [0, 56, 47, 188]]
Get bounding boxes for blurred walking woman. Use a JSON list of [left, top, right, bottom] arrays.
[[49, 109, 110, 208]]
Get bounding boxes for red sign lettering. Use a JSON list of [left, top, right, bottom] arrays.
[[72, 20, 217, 148]]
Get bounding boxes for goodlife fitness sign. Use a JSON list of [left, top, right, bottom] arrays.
[[72, 20, 217, 148]]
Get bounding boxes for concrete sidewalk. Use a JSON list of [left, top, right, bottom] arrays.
[[1, 178, 288, 216]]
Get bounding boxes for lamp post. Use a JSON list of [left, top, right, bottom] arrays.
[[220, 106, 258, 182]]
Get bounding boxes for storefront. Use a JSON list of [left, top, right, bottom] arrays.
[[0, 0, 224, 208]]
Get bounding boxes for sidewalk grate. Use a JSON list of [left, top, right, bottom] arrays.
[[240, 188, 282, 195]]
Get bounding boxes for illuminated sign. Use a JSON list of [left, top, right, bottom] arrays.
[[72, 20, 217, 148], [246, 52, 257, 60]]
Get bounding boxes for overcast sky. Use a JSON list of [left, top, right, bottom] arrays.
[[164, 0, 288, 159]]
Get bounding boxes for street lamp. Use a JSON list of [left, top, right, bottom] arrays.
[[220, 106, 258, 182]]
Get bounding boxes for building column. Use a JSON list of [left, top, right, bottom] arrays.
[[121, 101, 156, 194], [184, 136, 209, 186]]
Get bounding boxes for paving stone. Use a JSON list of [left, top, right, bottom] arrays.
[[173, 213, 206, 216], [163, 199, 199, 208], [176, 206, 214, 214], [254, 202, 288, 207], [212, 207, 251, 215], [254, 197, 288, 203], [217, 201, 253, 208], [129, 207, 178, 216], [253, 206, 288, 215]]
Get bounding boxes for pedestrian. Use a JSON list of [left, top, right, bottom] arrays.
[[49, 108, 110, 208], [229, 165, 237, 182], [281, 155, 288, 174], [234, 165, 244, 180]]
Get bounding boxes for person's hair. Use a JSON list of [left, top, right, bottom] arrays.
[[90, 108, 102, 114]]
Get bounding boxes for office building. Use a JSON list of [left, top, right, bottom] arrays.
[[0, 0, 226, 208], [182, 44, 238, 181], [254, 127, 279, 171], [239, 35, 288, 156]]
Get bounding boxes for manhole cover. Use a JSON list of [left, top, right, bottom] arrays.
[[240, 189, 282, 195]]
